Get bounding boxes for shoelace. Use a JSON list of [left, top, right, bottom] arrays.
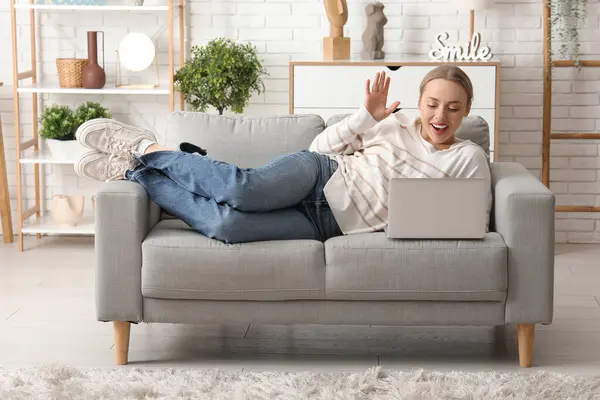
[[103, 154, 131, 182], [107, 138, 134, 161]]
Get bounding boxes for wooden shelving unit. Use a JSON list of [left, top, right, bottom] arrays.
[[10, 0, 185, 251], [14, 4, 169, 11], [0, 118, 14, 244], [541, 2, 600, 213]]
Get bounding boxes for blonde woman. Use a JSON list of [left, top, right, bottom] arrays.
[[75, 65, 491, 243]]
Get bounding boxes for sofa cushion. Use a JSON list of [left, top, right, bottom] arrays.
[[454, 115, 490, 156], [324, 232, 507, 302], [161, 112, 326, 168], [141, 220, 326, 301], [326, 113, 490, 156]]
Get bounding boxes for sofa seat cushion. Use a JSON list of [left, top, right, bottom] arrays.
[[324, 232, 507, 301], [141, 220, 326, 301]]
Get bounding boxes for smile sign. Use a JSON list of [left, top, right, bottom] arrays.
[[429, 32, 492, 62]]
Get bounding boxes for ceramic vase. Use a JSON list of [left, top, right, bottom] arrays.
[[51, 195, 85, 227], [82, 31, 106, 89]]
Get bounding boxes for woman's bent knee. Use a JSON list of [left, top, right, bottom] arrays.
[[189, 210, 241, 244]]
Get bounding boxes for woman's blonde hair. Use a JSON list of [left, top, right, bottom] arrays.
[[419, 64, 474, 108]]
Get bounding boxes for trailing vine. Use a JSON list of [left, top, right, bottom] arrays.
[[547, 0, 588, 70]]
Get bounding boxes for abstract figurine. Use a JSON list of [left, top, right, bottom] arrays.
[[323, 0, 351, 59], [361, 2, 388, 60]]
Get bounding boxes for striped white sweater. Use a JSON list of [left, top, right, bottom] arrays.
[[309, 105, 492, 235]]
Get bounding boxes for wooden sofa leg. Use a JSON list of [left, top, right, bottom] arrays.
[[113, 321, 131, 365], [517, 324, 535, 367]]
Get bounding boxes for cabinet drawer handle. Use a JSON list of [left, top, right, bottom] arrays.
[[385, 66, 402, 71]]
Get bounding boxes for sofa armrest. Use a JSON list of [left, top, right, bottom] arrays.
[[491, 162, 555, 325], [95, 181, 160, 323]]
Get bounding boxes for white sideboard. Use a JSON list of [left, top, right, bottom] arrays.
[[289, 60, 500, 161]]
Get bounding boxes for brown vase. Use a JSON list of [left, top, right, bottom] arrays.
[[82, 31, 106, 89]]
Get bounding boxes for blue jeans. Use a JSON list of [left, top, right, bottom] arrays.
[[124, 150, 342, 244]]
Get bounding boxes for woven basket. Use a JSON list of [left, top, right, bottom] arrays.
[[56, 58, 88, 88]]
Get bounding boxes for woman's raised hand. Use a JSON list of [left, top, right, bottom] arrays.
[[364, 71, 401, 122]]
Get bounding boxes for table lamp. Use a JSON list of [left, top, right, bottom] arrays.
[[115, 32, 159, 88], [455, 0, 494, 40]]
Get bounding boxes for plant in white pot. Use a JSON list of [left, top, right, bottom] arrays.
[[40, 102, 111, 160], [39, 104, 80, 160]]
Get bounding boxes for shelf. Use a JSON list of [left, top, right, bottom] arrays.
[[17, 84, 170, 95], [13, 4, 168, 11], [10, 0, 183, 250], [19, 151, 77, 165], [22, 213, 95, 235]]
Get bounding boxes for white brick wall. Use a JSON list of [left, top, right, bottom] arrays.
[[1, 0, 600, 244]]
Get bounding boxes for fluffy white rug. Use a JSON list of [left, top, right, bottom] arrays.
[[1, 365, 600, 399]]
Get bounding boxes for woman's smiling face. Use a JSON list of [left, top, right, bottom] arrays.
[[418, 78, 471, 150]]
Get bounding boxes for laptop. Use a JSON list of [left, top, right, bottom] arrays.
[[384, 177, 487, 239]]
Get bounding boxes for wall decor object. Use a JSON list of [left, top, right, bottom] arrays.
[[132, 0, 144, 5], [323, 0, 350, 59], [361, 2, 387, 60], [428, 32, 492, 62], [82, 31, 106, 89], [0, 118, 13, 244], [116, 32, 159, 88], [50, 195, 85, 227]]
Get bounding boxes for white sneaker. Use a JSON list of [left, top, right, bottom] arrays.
[[75, 118, 156, 160], [75, 151, 135, 182]]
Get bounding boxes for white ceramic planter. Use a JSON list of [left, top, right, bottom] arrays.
[[45, 139, 88, 161]]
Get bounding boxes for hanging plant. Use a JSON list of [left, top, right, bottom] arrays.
[[548, 0, 588, 69]]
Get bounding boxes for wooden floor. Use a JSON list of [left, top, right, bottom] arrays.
[[1, 236, 600, 375]]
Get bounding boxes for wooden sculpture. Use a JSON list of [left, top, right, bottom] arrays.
[[323, 0, 350, 59]]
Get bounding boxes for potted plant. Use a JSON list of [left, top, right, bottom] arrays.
[[39, 102, 111, 159], [549, 0, 588, 69], [39, 104, 79, 159], [73, 101, 112, 127], [174, 37, 268, 115]]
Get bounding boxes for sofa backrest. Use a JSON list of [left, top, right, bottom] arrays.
[[161, 111, 491, 167], [162, 111, 326, 168], [325, 113, 491, 156]]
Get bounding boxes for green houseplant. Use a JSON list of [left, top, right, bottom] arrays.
[[548, 0, 588, 68], [39, 104, 77, 141], [174, 38, 268, 115], [73, 101, 112, 128], [39, 102, 111, 159]]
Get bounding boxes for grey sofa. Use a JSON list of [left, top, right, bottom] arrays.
[[95, 111, 555, 368]]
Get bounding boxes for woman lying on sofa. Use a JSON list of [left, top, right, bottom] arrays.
[[74, 64, 491, 244]]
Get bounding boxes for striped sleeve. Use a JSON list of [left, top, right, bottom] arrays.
[[309, 105, 379, 156]]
